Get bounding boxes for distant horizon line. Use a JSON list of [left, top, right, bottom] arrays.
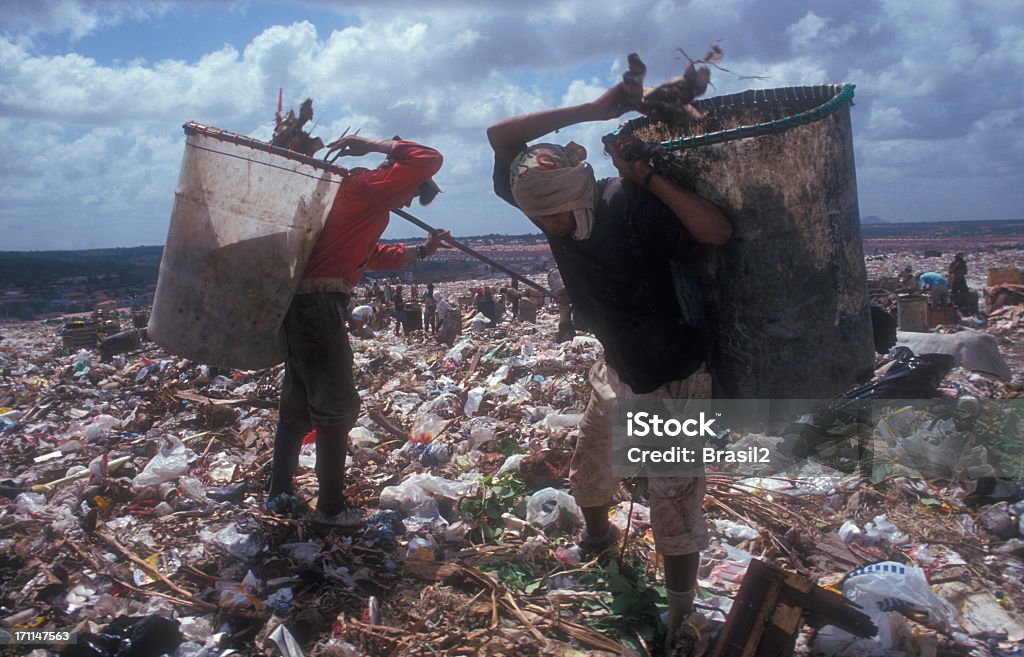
[[3, 217, 1024, 254]]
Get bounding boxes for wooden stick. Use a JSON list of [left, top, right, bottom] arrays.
[[63, 539, 102, 573], [94, 531, 215, 609], [108, 574, 210, 611], [30, 455, 131, 493], [368, 408, 407, 440]]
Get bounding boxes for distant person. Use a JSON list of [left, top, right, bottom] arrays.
[[918, 271, 950, 307], [474, 286, 498, 324], [393, 285, 406, 336], [898, 265, 917, 292], [947, 253, 968, 294], [548, 267, 575, 343], [501, 279, 521, 319], [349, 304, 376, 339], [435, 292, 459, 346], [422, 283, 438, 335]]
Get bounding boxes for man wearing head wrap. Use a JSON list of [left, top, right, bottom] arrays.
[[488, 83, 732, 649]]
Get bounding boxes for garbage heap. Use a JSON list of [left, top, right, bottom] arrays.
[[1, 280, 1023, 657]]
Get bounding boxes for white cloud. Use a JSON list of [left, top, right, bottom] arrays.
[[786, 11, 857, 51], [868, 105, 914, 138], [3, 0, 172, 40], [1, 0, 1023, 249]]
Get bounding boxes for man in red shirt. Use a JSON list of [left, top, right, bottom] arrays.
[[268, 134, 450, 527]]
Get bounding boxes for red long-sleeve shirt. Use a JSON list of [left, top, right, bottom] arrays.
[[302, 141, 442, 285]]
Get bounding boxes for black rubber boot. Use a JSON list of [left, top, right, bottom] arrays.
[[268, 418, 310, 497]]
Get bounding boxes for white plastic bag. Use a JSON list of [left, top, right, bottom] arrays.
[[842, 561, 956, 648], [132, 435, 195, 488], [84, 414, 121, 440], [464, 387, 485, 416], [379, 473, 479, 524], [537, 413, 582, 429], [525, 488, 584, 529]]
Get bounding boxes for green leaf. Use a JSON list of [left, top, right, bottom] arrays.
[[611, 594, 639, 613]]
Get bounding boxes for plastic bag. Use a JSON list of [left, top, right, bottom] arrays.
[[496, 453, 525, 475], [420, 442, 451, 466], [894, 425, 993, 480], [841, 347, 956, 399], [525, 488, 584, 529], [67, 614, 182, 657], [349, 426, 378, 447], [281, 542, 321, 564], [85, 414, 121, 440], [217, 570, 261, 608], [537, 413, 582, 429], [705, 544, 756, 589], [15, 492, 47, 516], [610, 502, 652, 532], [380, 480, 439, 519], [380, 473, 478, 526], [464, 387, 485, 416], [132, 435, 195, 488], [177, 476, 207, 501], [410, 413, 446, 444], [203, 524, 263, 559], [842, 561, 956, 648], [711, 518, 759, 543], [862, 515, 909, 545], [400, 441, 451, 467], [443, 339, 475, 365], [467, 425, 496, 451], [838, 520, 863, 544]]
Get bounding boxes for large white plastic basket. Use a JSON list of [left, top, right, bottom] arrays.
[[149, 122, 347, 370]]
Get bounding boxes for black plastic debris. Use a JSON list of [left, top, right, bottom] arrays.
[[61, 615, 181, 657]]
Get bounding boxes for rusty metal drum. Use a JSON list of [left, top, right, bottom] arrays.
[[620, 85, 874, 398]]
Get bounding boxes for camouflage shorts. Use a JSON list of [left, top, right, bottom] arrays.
[[569, 360, 711, 556]]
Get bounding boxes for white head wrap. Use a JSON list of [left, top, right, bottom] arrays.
[[510, 143, 597, 240]]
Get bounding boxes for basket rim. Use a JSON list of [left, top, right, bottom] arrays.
[[617, 83, 856, 152], [182, 121, 349, 177]]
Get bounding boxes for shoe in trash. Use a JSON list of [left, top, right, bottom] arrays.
[[264, 492, 303, 516], [311, 505, 364, 528]]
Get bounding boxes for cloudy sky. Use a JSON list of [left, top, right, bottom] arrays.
[[2, 0, 1022, 251]]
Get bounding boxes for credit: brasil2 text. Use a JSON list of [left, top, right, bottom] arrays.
[[626, 446, 771, 464]]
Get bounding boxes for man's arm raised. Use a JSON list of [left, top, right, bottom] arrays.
[[486, 84, 637, 166]]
